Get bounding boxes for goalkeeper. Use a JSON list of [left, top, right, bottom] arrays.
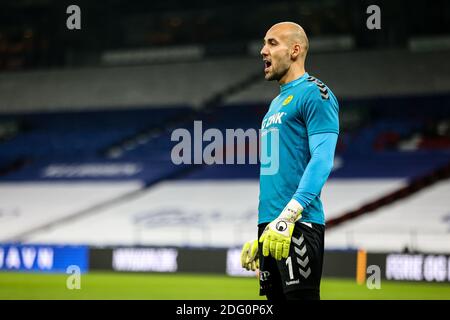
[[241, 22, 339, 300]]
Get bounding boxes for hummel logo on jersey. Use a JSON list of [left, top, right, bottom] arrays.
[[307, 76, 329, 100], [260, 271, 270, 281], [262, 112, 286, 130]]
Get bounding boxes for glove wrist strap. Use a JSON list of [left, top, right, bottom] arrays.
[[279, 199, 303, 223]]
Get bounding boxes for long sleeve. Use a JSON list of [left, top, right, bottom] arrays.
[[292, 132, 338, 208]]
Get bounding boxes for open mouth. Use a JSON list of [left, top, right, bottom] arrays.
[[264, 60, 272, 72]]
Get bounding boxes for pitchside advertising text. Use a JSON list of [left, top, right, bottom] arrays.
[[2, 244, 450, 283]]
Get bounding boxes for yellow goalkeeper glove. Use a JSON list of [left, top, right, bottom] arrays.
[[240, 239, 259, 271], [259, 199, 303, 260]]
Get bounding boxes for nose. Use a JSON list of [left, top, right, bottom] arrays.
[[260, 44, 268, 57]]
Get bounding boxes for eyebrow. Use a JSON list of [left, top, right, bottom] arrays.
[[263, 37, 279, 44]]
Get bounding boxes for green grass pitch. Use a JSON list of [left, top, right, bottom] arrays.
[[1, 272, 449, 300]]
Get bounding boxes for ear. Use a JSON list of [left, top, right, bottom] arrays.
[[291, 43, 302, 60]]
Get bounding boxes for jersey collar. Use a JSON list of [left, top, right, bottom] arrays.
[[280, 72, 309, 93]]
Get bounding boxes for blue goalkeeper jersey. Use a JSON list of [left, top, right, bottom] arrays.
[[258, 72, 339, 225]]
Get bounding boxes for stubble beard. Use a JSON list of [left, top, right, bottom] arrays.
[[265, 61, 289, 82]]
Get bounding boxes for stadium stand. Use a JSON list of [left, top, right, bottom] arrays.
[[0, 57, 260, 112], [17, 179, 407, 247], [1, 50, 449, 113], [0, 45, 449, 253], [0, 182, 142, 243], [1, 91, 448, 252], [325, 179, 450, 253]]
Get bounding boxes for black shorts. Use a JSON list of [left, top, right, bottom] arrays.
[[258, 221, 325, 300]]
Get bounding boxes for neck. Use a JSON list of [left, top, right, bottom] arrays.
[[278, 63, 306, 85]]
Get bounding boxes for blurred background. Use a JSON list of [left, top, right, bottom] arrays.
[[0, 0, 450, 299]]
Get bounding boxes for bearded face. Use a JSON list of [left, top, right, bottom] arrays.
[[261, 23, 308, 83], [262, 48, 292, 81]]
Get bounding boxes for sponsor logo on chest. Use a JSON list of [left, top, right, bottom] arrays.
[[262, 112, 286, 130]]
